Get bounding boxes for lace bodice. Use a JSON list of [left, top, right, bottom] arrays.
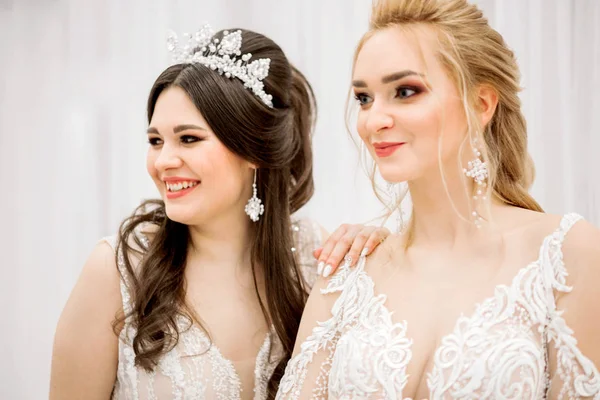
[[104, 218, 321, 400], [277, 213, 600, 400]]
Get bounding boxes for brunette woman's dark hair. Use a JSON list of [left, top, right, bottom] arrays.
[[114, 28, 316, 397]]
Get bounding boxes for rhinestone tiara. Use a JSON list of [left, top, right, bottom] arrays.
[[166, 24, 274, 107]]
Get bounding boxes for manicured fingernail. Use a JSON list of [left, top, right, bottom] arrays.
[[361, 247, 369, 257], [323, 264, 333, 278], [317, 261, 325, 275]]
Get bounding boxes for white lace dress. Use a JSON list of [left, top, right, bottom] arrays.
[[103, 218, 321, 400], [277, 213, 600, 399]]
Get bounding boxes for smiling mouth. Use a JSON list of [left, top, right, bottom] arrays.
[[165, 181, 199, 192]]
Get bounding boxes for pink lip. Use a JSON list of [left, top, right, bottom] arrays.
[[372, 142, 405, 158], [165, 185, 198, 199]]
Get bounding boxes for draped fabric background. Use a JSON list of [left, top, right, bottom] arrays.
[[1, 1, 598, 397]]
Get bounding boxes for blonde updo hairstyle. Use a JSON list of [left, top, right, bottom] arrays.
[[349, 0, 543, 236]]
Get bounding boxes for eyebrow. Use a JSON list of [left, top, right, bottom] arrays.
[[146, 124, 207, 134], [352, 70, 424, 88]]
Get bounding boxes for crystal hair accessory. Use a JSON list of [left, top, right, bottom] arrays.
[[166, 24, 274, 107]]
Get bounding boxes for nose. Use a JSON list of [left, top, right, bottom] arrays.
[[154, 143, 183, 172], [365, 102, 394, 134]]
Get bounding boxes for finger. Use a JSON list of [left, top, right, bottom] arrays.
[[363, 228, 391, 256], [323, 227, 375, 277], [323, 226, 376, 277], [324, 226, 389, 277], [317, 224, 350, 274], [313, 248, 323, 260], [339, 226, 376, 268]]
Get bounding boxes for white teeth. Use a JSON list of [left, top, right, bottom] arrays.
[[166, 181, 198, 192]]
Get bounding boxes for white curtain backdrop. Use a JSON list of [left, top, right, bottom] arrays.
[[1, 1, 598, 398]]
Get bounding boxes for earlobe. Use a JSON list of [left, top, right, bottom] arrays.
[[477, 85, 499, 128]]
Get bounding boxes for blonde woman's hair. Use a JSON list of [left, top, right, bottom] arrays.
[[350, 0, 543, 233]]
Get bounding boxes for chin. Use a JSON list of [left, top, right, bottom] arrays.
[[376, 154, 426, 184], [378, 167, 413, 184], [163, 203, 200, 226]]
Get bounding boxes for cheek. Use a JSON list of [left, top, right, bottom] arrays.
[[201, 143, 229, 175], [395, 98, 448, 163], [146, 149, 159, 180], [357, 111, 377, 151], [431, 95, 468, 160], [356, 112, 369, 142], [201, 143, 247, 193], [396, 99, 442, 139], [356, 113, 377, 159]]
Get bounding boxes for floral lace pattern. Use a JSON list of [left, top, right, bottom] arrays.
[[277, 214, 600, 400], [104, 217, 321, 400]]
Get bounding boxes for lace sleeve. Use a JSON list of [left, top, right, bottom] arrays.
[[291, 218, 323, 289], [542, 214, 600, 399], [276, 257, 367, 399]]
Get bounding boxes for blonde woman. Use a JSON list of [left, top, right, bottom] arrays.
[[277, 0, 600, 399]]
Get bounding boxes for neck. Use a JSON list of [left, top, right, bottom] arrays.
[[408, 165, 488, 246], [187, 208, 254, 271]]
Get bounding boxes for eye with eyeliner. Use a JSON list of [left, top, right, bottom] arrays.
[[146, 134, 204, 146], [395, 84, 424, 99], [180, 135, 203, 144], [147, 136, 162, 146], [354, 92, 372, 106], [353, 84, 424, 107]]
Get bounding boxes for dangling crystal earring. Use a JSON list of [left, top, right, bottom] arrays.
[[244, 169, 264, 222], [386, 182, 405, 233], [463, 137, 488, 227]]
